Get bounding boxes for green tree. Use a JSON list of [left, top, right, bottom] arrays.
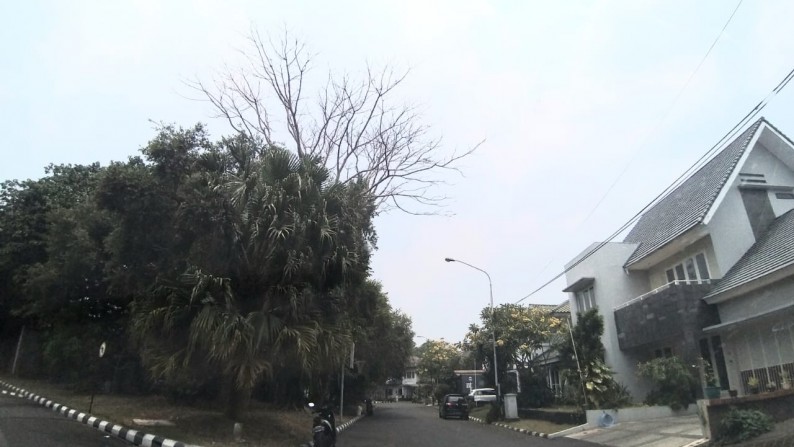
[[556, 309, 629, 408], [464, 304, 561, 391], [349, 280, 414, 385], [122, 127, 377, 418], [417, 339, 461, 402], [637, 357, 697, 410], [0, 163, 135, 384]]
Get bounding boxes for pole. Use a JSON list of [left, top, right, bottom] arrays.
[[11, 326, 25, 376], [444, 258, 500, 409], [568, 317, 588, 407], [340, 360, 345, 423], [488, 277, 501, 406], [473, 356, 477, 388]]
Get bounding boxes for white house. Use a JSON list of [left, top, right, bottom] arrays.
[[376, 356, 419, 401], [563, 118, 794, 399]]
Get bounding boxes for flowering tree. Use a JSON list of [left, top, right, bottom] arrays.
[[416, 339, 462, 402], [463, 304, 562, 390]]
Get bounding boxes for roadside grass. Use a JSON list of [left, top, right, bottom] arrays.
[[468, 405, 579, 435], [0, 376, 311, 446]]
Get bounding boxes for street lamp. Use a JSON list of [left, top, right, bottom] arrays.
[[444, 257, 501, 404]]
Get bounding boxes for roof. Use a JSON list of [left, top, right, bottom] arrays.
[[623, 119, 765, 267], [550, 300, 570, 314], [703, 301, 794, 333], [704, 210, 794, 299], [527, 304, 558, 312]]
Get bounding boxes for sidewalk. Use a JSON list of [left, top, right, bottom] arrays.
[[565, 414, 705, 447]]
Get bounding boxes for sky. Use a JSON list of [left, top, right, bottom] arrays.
[[2, 0, 794, 345]]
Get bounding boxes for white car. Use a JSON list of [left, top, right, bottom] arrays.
[[468, 388, 497, 406]]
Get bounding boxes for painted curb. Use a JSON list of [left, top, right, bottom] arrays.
[[299, 413, 366, 447], [0, 380, 197, 447], [467, 416, 550, 438]]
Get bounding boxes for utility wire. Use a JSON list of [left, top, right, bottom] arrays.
[[519, 0, 745, 291], [580, 0, 745, 226], [515, 65, 794, 305]]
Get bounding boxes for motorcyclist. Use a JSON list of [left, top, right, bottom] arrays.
[[309, 400, 337, 446]]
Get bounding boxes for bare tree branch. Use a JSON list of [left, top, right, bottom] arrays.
[[190, 29, 479, 214]]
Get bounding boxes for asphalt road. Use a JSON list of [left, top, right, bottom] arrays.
[[0, 392, 131, 447], [339, 402, 597, 447]]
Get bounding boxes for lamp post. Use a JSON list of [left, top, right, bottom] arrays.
[[444, 257, 501, 404]]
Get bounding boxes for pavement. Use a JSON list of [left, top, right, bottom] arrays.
[[564, 414, 706, 447]]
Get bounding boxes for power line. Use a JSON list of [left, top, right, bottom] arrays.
[[515, 65, 794, 305], [519, 0, 745, 291], [578, 0, 745, 227]]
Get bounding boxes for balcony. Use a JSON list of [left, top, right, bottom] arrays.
[[614, 281, 720, 350]]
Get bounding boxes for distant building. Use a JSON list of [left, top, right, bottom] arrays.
[[374, 356, 419, 401]]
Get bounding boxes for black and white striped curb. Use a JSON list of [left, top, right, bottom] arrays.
[[467, 416, 550, 438], [299, 413, 366, 447], [0, 380, 196, 447]]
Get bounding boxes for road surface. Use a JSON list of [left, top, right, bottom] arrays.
[[339, 402, 597, 447], [0, 392, 131, 447]]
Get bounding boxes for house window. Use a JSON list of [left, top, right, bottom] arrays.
[[548, 368, 562, 397], [665, 253, 710, 284], [654, 347, 673, 358], [575, 286, 596, 312]]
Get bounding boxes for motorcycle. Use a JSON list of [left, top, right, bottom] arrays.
[[308, 402, 336, 447], [364, 398, 373, 416]]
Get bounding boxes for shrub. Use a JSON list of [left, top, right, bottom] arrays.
[[518, 371, 555, 408], [637, 357, 696, 410], [717, 408, 773, 444], [485, 402, 500, 424], [562, 360, 630, 409], [601, 381, 633, 409]]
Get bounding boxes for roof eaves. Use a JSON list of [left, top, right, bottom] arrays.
[[623, 221, 701, 268], [704, 260, 794, 302]]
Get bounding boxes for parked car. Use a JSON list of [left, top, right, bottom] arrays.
[[438, 394, 469, 420], [468, 388, 497, 406]]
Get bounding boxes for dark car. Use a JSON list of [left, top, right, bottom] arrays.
[[438, 394, 469, 420]]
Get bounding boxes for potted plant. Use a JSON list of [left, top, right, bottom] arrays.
[[747, 375, 760, 394], [703, 359, 721, 399], [782, 371, 792, 390]]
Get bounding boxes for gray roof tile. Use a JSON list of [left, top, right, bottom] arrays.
[[551, 300, 570, 314], [705, 210, 794, 299], [623, 119, 765, 266]]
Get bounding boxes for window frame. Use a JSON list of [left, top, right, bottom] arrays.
[[575, 286, 596, 312], [665, 252, 711, 284]]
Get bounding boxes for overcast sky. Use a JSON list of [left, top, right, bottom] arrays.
[[2, 1, 794, 345]]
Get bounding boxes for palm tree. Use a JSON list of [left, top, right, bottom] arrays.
[[132, 142, 376, 418]]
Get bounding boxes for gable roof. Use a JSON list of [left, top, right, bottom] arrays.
[[527, 303, 558, 312], [623, 119, 766, 267], [551, 300, 570, 314], [704, 209, 794, 300]]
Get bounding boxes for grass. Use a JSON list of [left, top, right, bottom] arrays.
[[468, 405, 579, 435], [0, 376, 312, 446]]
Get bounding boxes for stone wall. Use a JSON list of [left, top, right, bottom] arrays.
[[614, 283, 718, 351], [700, 389, 794, 439]]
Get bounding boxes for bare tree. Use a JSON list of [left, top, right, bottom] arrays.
[[190, 29, 479, 214]]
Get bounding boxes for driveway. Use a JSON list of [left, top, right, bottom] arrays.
[[565, 414, 705, 447]]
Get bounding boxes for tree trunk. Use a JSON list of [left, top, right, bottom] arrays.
[[224, 376, 251, 421]]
